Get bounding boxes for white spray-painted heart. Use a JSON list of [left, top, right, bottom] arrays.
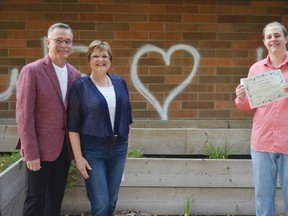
[[131, 44, 201, 120]]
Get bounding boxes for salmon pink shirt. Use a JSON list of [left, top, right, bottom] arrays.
[[235, 53, 288, 154]]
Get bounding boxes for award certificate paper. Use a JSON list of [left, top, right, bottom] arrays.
[[241, 70, 288, 109]]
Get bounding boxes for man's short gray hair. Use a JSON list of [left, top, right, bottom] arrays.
[[47, 23, 72, 38]]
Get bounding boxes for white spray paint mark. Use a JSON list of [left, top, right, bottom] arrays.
[[41, 37, 48, 57], [131, 44, 201, 120], [0, 35, 266, 121], [257, 47, 264, 61], [72, 45, 88, 54], [0, 38, 89, 102], [0, 68, 18, 101]]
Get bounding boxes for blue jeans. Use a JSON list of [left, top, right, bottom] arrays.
[[251, 149, 288, 216], [82, 140, 128, 216]]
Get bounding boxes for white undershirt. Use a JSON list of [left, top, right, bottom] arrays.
[[53, 63, 68, 103], [97, 86, 116, 131]]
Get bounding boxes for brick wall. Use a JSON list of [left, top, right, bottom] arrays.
[[0, 0, 287, 120]]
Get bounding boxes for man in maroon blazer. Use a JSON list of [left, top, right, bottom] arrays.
[[16, 23, 81, 216]]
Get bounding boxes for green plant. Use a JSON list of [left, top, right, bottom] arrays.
[[128, 149, 144, 158], [66, 160, 80, 191], [202, 137, 232, 159], [0, 152, 21, 173], [180, 197, 191, 216]]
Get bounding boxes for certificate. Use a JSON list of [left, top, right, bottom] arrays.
[[240, 69, 288, 109]]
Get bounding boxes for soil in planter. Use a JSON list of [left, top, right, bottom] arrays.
[[143, 154, 252, 159]]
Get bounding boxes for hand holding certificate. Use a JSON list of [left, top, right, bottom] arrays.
[[240, 69, 288, 109]]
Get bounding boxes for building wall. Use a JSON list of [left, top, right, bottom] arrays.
[[0, 0, 287, 120]]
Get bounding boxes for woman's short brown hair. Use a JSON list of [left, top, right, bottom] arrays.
[[86, 40, 113, 62]]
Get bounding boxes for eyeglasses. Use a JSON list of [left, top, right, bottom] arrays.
[[91, 55, 110, 60], [49, 38, 73, 45]]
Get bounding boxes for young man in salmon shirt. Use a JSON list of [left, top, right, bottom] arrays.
[[235, 22, 288, 216]]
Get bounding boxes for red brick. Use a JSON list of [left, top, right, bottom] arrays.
[[198, 24, 233, 32], [115, 14, 148, 22], [81, 0, 113, 3], [251, 1, 286, 7], [114, 32, 148, 40], [0, 39, 26, 48], [201, 58, 233, 67], [0, 3, 25, 12], [9, 48, 42, 57], [131, 23, 164, 32], [215, 101, 237, 110], [166, 5, 199, 14], [183, 15, 217, 23], [97, 3, 131, 12], [149, 32, 182, 40], [149, 14, 182, 23], [131, 4, 165, 13], [79, 13, 113, 22]]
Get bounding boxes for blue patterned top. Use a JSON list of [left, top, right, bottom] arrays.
[[67, 74, 133, 149]]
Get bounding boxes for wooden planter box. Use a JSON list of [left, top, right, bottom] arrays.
[[1, 121, 285, 215], [62, 158, 285, 215], [0, 159, 26, 216], [119, 158, 284, 215], [62, 127, 284, 215]]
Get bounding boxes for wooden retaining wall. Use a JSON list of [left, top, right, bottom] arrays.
[[130, 128, 252, 156], [62, 158, 284, 215], [0, 159, 26, 216], [3, 120, 284, 215]]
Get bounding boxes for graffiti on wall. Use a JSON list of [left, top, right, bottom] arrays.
[[131, 44, 200, 120], [0, 36, 265, 120], [0, 37, 88, 103], [0, 68, 18, 101]]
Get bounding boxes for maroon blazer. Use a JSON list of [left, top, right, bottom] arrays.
[[16, 55, 81, 161]]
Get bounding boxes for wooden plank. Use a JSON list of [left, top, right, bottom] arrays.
[[1, 124, 252, 154], [0, 139, 18, 152], [5, 125, 18, 138], [0, 125, 5, 136], [0, 119, 16, 125], [117, 187, 284, 215], [132, 119, 252, 128], [130, 128, 251, 155], [74, 159, 254, 188], [185, 128, 251, 155], [0, 159, 26, 212], [62, 158, 284, 215], [122, 158, 254, 188], [0, 125, 18, 152], [130, 129, 187, 155], [1, 189, 26, 216]]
